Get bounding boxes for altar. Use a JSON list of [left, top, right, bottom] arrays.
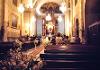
[[42, 16, 58, 36]]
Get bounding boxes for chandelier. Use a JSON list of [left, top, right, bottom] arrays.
[[18, 4, 25, 13], [45, 13, 52, 21], [18, 0, 33, 13]]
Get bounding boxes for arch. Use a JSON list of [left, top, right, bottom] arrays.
[[35, 0, 62, 15], [40, 2, 62, 14]]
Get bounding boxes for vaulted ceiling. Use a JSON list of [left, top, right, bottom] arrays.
[[22, 0, 68, 15], [33, 0, 68, 15], [40, 2, 62, 14]]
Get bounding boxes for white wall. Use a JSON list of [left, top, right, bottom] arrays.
[[58, 18, 65, 34], [36, 18, 42, 35]]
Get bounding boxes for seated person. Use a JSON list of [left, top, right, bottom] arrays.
[[45, 37, 50, 45], [56, 37, 62, 44], [62, 35, 69, 44], [70, 36, 76, 43], [13, 38, 23, 51], [56, 33, 62, 44], [75, 36, 80, 44], [51, 35, 56, 45], [34, 38, 39, 46]]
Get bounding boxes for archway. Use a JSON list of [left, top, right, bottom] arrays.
[[36, 2, 65, 36]]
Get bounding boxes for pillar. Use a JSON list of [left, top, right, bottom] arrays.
[[3, 0, 8, 41]]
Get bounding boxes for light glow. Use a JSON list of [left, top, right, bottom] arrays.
[[61, 45, 66, 48], [18, 4, 25, 13], [45, 14, 51, 21], [30, 16, 36, 36], [46, 24, 53, 30], [26, 0, 33, 8], [36, 6, 42, 15], [59, 2, 67, 13], [58, 15, 63, 22], [31, 16, 36, 22]]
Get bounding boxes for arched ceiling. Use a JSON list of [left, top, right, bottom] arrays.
[[40, 2, 62, 14], [33, 0, 67, 15]]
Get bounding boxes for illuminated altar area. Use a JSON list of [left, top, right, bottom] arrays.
[[46, 21, 54, 35], [39, 2, 64, 36], [42, 15, 57, 36]]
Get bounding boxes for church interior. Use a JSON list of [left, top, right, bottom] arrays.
[[0, 0, 100, 70]]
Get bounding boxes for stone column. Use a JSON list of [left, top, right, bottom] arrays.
[[20, 13, 23, 36], [3, 0, 8, 41], [80, 0, 86, 44], [0, 0, 4, 29]]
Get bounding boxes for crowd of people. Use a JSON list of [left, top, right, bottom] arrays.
[[45, 33, 69, 45], [0, 35, 43, 70], [0, 45, 32, 70]]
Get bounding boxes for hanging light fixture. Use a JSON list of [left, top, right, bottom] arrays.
[[18, 0, 25, 13], [59, 0, 67, 13], [45, 13, 51, 21], [18, 0, 33, 13], [18, 4, 25, 13]]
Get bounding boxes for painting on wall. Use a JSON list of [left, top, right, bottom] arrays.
[[11, 14, 18, 28]]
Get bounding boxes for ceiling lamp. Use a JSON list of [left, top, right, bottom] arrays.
[[59, 2, 67, 13], [18, 0, 33, 13], [45, 14, 51, 21], [18, 4, 25, 13]]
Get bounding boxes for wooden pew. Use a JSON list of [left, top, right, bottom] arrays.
[[0, 42, 14, 60], [21, 42, 35, 51], [40, 53, 98, 61], [40, 52, 99, 70], [0, 42, 14, 53], [42, 60, 98, 69]]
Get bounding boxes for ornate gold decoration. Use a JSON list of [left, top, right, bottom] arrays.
[[40, 2, 62, 13]]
